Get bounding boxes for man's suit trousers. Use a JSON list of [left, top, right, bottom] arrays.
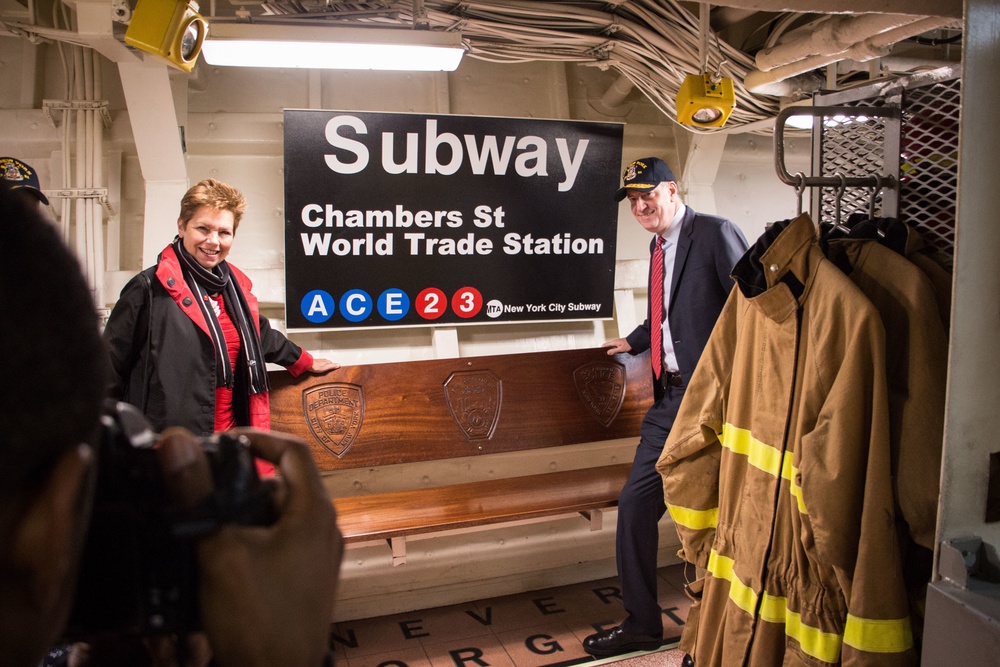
[[617, 383, 685, 637]]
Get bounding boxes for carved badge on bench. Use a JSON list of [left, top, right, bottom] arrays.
[[573, 361, 627, 427], [444, 370, 502, 441], [303, 383, 365, 457]]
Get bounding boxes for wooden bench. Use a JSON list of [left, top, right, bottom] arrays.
[[268, 347, 652, 565]]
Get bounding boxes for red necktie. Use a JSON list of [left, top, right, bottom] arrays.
[[650, 237, 664, 380]]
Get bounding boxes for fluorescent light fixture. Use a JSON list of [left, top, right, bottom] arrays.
[[201, 23, 465, 71]]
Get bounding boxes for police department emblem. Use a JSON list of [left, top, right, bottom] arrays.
[[303, 383, 364, 457], [443, 370, 501, 441], [573, 361, 626, 427]]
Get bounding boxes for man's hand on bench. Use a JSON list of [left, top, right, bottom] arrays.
[[602, 338, 632, 355]]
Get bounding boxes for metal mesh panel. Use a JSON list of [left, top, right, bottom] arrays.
[[817, 109, 890, 227], [810, 72, 960, 260], [900, 79, 961, 259]]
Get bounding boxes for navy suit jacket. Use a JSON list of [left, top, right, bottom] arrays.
[[626, 205, 748, 406]]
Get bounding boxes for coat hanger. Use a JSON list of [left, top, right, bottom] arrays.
[[868, 175, 886, 237], [793, 171, 806, 217], [831, 173, 852, 235]]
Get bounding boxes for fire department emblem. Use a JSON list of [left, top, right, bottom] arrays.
[[444, 370, 502, 441], [303, 383, 364, 457], [573, 361, 626, 427]]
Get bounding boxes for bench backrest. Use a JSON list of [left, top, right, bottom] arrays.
[[268, 347, 653, 472]]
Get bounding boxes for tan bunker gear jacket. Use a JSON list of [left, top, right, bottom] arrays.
[[656, 214, 915, 666]]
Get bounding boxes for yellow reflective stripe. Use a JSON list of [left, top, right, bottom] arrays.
[[844, 614, 914, 654], [759, 594, 842, 663], [721, 424, 782, 477], [710, 550, 913, 661], [667, 503, 718, 530], [721, 424, 807, 515], [780, 452, 794, 481], [706, 551, 758, 615]]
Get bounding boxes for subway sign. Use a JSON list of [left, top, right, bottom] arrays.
[[283, 109, 623, 330]]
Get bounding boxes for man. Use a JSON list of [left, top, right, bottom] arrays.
[[0, 183, 344, 667], [584, 157, 748, 657], [1, 156, 50, 208]]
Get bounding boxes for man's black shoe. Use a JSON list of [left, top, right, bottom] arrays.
[[582, 626, 662, 657], [681, 654, 695, 667]]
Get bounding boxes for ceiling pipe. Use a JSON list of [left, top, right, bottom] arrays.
[[755, 13, 926, 72], [600, 73, 635, 108], [745, 16, 955, 94], [742, 71, 824, 98], [589, 73, 635, 116], [837, 56, 958, 74]]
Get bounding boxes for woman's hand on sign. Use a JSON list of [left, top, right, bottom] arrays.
[[309, 358, 340, 374]]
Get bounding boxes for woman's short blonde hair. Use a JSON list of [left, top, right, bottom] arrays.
[[178, 178, 247, 230]]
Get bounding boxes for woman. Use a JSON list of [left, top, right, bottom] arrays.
[[104, 179, 338, 476]]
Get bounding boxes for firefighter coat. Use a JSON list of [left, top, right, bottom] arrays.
[[824, 236, 947, 552], [656, 214, 915, 666], [824, 236, 948, 646], [899, 225, 952, 332]]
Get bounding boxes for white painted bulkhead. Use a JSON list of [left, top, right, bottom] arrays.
[[0, 28, 808, 621]]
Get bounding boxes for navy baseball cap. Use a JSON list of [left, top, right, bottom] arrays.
[[613, 157, 676, 202], [1, 157, 49, 205]]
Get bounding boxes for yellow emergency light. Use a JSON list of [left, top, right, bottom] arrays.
[[676, 72, 736, 129], [125, 0, 207, 73]]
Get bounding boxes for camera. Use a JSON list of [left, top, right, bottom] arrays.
[[63, 401, 277, 640]]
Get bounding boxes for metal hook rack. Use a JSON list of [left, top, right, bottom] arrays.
[[774, 105, 901, 189], [774, 105, 902, 227]]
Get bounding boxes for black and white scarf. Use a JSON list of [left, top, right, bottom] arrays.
[[173, 238, 268, 394]]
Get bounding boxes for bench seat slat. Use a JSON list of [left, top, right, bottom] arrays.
[[335, 463, 631, 543]]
